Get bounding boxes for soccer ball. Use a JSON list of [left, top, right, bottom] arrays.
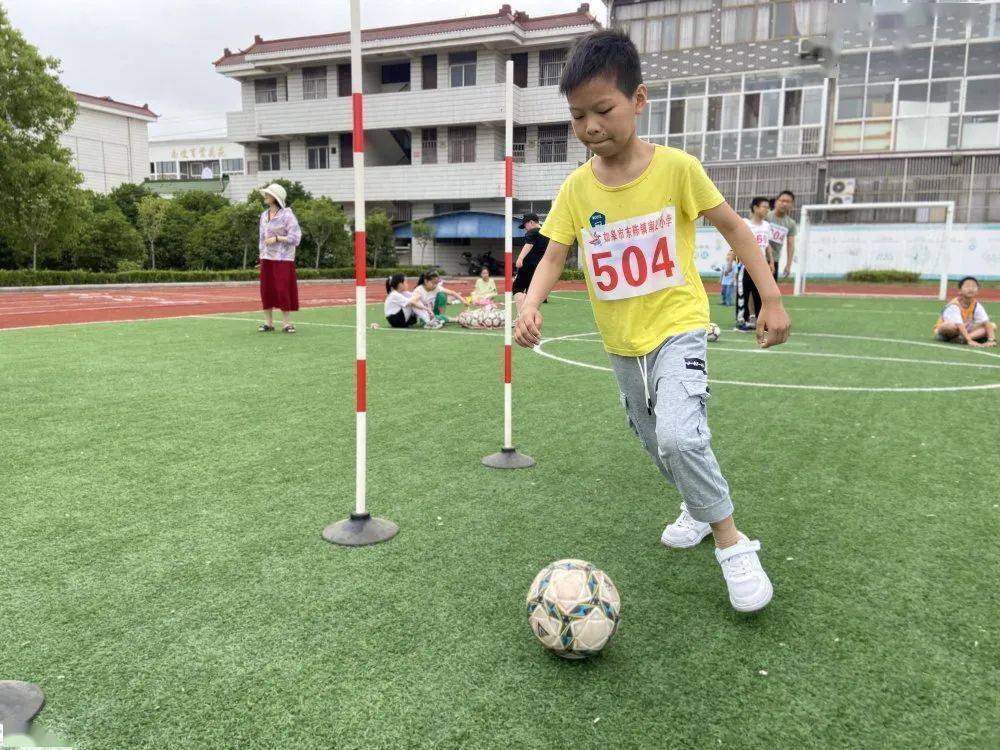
[[706, 322, 721, 342], [526, 559, 622, 659]]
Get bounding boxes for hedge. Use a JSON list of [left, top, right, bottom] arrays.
[[0, 267, 429, 287], [844, 269, 921, 283]]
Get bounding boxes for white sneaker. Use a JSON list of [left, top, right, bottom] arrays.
[[660, 503, 712, 549], [715, 533, 773, 613]]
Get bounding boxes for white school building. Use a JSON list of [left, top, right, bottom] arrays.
[[60, 92, 158, 193], [214, 4, 599, 272]]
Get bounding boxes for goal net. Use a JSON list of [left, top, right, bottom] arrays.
[[794, 201, 955, 300]]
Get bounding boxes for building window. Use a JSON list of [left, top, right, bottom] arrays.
[[720, 1, 827, 45], [422, 55, 437, 90], [449, 51, 477, 88], [422, 128, 438, 164], [306, 135, 330, 170], [513, 200, 552, 221], [433, 202, 470, 215], [830, 47, 997, 153], [381, 61, 410, 91], [259, 144, 280, 172], [153, 160, 177, 178], [220, 158, 244, 174], [339, 133, 353, 168], [513, 127, 527, 163], [639, 69, 826, 161], [537, 124, 568, 163], [337, 64, 351, 97], [620, 0, 712, 52], [512, 53, 528, 88], [539, 48, 567, 87], [302, 66, 327, 100], [255, 78, 279, 104], [447, 126, 476, 163]]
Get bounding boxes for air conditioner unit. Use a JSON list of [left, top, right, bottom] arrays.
[[827, 178, 856, 203]]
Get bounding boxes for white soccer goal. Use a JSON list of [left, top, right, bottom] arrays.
[[793, 201, 955, 300]]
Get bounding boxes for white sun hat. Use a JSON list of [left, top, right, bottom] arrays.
[[260, 183, 287, 208]]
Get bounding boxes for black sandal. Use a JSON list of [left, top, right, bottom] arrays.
[[258, 324, 275, 332], [282, 324, 296, 334]]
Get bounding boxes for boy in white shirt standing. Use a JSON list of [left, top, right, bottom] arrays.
[[735, 197, 773, 332]]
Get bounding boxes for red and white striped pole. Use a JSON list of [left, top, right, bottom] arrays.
[[324, 0, 398, 545], [482, 60, 534, 470]]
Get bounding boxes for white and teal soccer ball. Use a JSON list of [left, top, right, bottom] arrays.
[[526, 559, 622, 659], [706, 322, 721, 342]]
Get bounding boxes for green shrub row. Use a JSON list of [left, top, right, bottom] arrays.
[[0, 267, 429, 287], [844, 269, 922, 283]]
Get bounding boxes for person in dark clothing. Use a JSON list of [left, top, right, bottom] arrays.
[[513, 213, 550, 312]]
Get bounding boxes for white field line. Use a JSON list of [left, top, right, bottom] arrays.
[[533, 332, 1000, 393]]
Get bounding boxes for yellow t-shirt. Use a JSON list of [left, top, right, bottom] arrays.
[[542, 145, 724, 357]]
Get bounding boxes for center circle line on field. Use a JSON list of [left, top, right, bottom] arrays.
[[533, 332, 1000, 393]]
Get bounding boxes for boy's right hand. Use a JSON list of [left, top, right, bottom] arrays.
[[514, 305, 543, 348]]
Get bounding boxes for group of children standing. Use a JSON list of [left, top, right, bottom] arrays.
[[719, 190, 798, 333]]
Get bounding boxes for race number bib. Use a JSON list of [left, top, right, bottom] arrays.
[[581, 207, 685, 301], [770, 223, 789, 246]]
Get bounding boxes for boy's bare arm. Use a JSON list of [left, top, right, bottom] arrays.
[[514, 240, 570, 347], [702, 203, 790, 348]]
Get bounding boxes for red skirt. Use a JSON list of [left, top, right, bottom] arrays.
[[259, 259, 299, 311]]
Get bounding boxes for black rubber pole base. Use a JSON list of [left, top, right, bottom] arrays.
[[322, 513, 399, 547], [0, 681, 45, 735], [482, 447, 535, 469]]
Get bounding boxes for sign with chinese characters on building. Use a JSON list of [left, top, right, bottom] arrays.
[[170, 145, 227, 160]]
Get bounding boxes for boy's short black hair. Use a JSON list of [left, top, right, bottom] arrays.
[[559, 30, 643, 98], [776, 190, 795, 201], [958, 275, 980, 288], [750, 196, 772, 211]]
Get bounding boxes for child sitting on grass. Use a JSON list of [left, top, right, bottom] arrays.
[[412, 270, 464, 329], [514, 30, 790, 613], [384, 273, 417, 328], [470, 267, 499, 307], [933, 276, 997, 347]]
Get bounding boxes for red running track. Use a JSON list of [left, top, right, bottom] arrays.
[[1, 280, 995, 330]]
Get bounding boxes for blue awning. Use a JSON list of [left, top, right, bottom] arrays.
[[394, 211, 528, 240]]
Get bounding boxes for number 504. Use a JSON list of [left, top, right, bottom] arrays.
[[591, 237, 675, 292]]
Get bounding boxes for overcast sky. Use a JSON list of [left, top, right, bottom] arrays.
[[5, 0, 607, 140]]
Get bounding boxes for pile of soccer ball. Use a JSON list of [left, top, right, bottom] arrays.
[[457, 307, 506, 329], [526, 559, 622, 659]]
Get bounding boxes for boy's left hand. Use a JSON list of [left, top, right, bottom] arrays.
[[756, 301, 790, 348]]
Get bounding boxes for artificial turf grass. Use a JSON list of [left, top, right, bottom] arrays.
[[2, 296, 999, 749]]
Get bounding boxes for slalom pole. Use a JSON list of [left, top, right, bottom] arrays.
[[323, 0, 398, 545], [482, 60, 534, 471]]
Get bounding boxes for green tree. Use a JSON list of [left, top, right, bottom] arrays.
[[411, 219, 435, 267], [108, 182, 152, 226], [174, 190, 229, 216], [364, 209, 397, 269], [67, 204, 144, 272], [187, 206, 243, 270], [136, 195, 170, 270], [4, 157, 84, 270], [157, 203, 198, 269], [249, 178, 313, 209], [0, 7, 77, 161], [298, 198, 349, 269], [232, 200, 262, 269]]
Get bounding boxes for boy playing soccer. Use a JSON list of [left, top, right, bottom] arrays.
[[514, 31, 790, 613]]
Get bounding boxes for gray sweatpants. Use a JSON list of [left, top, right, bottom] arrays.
[[609, 330, 734, 524]]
